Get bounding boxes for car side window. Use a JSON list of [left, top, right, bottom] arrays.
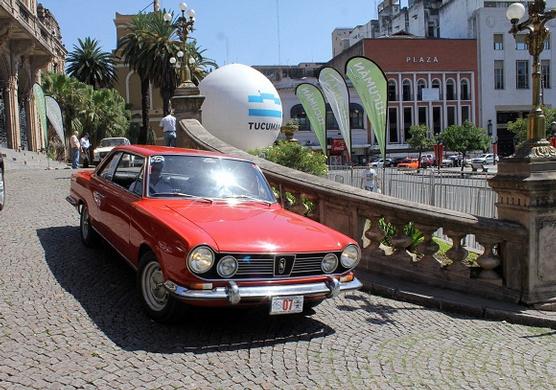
[[97, 152, 122, 181], [112, 153, 145, 194]]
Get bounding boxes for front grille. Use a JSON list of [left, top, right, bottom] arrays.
[[199, 252, 346, 280]]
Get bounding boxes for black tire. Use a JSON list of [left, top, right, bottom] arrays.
[[80, 203, 98, 247], [137, 251, 180, 323]]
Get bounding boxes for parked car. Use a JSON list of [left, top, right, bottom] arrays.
[[441, 157, 454, 168], [397, 158, 419, 169], [93, 137, 130, 165], [67, 145, 362, 322], [446, 155, 462, 167], [0, 154, 4, 210], [370, 158, 392, 168], [390, 157, 406, 167], [420, 156, 434, 168], [470, 153, 498, 171]]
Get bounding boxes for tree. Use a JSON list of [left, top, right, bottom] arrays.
[[42, 72, 129, 149], [507, 106, 556, 146], [251, 141, 328, 176], [118, 13, 154, 144], [185, 40, 217, 85], [439, 121, 490, 172], [67, 37, 117, 89], [407, 124, 434, 170]]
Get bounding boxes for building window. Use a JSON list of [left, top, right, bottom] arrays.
[[402, 80, 412, 101], [447, 106, 456, 126], [462, 106, 470, 123], [418, 106, 427, 126], [516, 34, 528, 50], [460, 79, 470, 100], [516, 60, 529, 89], [542, 60, 551, 89], [388, 79, 398, 101], [545, 33, 551, 50], [432, 79, 441, 99], [417, 79, 426, 101], [494, 34, 504, 50], [403, 107, 412, 142], [446, 79, 455, 100], [433, 107, 442, 134], [350, 103, 364, 129], [388, 107, 398, 143], [290, 104, 310, 131], [494, 60, 504, 90]]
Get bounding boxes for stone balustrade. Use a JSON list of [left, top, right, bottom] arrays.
[[179, 119, 529, 304]]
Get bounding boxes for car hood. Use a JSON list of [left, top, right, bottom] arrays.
[[165, 202, 349, 253]]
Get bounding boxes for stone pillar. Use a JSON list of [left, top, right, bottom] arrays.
[[489, 159, 556, 310], [3, 76, 20, 150], [171, 83, 205, 148], [24, 93, 38, 151]]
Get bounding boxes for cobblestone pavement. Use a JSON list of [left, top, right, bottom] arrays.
[[1, 167, 556, 390]]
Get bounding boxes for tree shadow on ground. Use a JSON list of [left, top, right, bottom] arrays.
[[37, 226, 335, 354], [337, 293, 402, 325]]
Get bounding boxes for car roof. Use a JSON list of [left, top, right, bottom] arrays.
[[111, 144, 248, 162]]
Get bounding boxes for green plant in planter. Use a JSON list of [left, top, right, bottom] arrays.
[[281, 119, 299, 141]]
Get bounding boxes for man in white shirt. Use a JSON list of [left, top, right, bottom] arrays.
[[159, 110, 177, 147], [80, 133, 91, 168]]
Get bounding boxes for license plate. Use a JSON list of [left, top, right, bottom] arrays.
[[270, 295, 304, 315]]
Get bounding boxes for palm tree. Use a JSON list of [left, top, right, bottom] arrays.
[[186, 40, 217, 85], [67, 37, 117, 89], [118, 13, 153, 144]]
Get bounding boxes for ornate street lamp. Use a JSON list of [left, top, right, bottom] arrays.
[[165, 2, 196, 88], [506, 0, 556, 158]]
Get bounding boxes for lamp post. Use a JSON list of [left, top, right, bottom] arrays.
[[165, 2, 196, 89], [506, 0, 556, 158]]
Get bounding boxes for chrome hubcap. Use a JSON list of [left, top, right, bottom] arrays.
[[142, 262, 168, 312]]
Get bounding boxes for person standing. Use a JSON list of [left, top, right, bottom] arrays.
[[159, 110, 177, 147], [80, 133, 91, 168], [365, 165, 380, 193], [69, 131, 80, 169]]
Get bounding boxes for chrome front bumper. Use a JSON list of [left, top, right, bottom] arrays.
[[164, 276, 362, 305]]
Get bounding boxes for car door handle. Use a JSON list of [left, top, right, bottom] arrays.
[[93, 191, 105, 207]]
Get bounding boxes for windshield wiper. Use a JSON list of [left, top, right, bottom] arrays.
[[221, 195, 272, 206], [151, 192, 213, 203]]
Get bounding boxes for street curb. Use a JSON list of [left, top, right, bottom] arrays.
[[357, 271, 556, 329]]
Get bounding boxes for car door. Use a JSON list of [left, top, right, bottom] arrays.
[[89, 151, 123, 241], [101, 152, 145, 260]]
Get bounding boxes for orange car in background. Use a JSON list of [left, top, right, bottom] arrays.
[[397, 158, 420, 169]]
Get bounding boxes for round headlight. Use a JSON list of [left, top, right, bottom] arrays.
[[188, 246, 214, 274], [217, 256, 238, 278], [341, 244, 360, 268], [321, 253, 338, 274]]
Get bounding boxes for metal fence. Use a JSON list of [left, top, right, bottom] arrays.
[[327, 166, 498, 252]]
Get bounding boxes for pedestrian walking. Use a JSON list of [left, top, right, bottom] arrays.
[[69, 131, 80, 169], [160, 109, 177, 147], [80, 133, 90, 168]]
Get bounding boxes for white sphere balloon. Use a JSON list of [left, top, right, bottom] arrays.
[[199, 64, 283, 150]]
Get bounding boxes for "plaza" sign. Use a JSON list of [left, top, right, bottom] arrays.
[[406, 56, 439, 63]]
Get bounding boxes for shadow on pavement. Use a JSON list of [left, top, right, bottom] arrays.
[[37, 226, 335, 354]]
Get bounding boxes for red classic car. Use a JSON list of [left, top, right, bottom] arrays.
[[67, 145, 362, 322]]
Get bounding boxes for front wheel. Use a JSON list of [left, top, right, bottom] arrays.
[[137, 251, 180, 323], [80, 204, 97, 247]]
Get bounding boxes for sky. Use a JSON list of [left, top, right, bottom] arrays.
[[41, 0, 409, 67]]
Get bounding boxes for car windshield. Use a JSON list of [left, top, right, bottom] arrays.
[[147, 155, 276, 202], [100, 138, 128, 147]]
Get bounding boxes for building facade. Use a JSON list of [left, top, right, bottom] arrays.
[[257, 37, 478, 165], [0, 0, 66, 151]]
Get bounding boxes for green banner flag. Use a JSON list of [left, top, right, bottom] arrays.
[[346, 57, 388, 159], [295, 83, 327, 154], [33, 83, 48, 148], [318, 67, 351, 158]]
